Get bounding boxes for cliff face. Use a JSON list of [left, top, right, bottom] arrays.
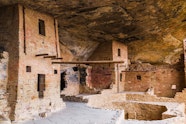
[[0, 0, 186, 63]]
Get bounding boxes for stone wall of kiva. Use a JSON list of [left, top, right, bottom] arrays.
[[120, 102, 167, 120], [124, 63, 184, 97], [114, 101, 185, 124], [125, 92, 186, 115], [0, 52, 10, 119]]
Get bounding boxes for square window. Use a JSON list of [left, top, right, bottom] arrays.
[[72, 67, 78, 71], [26, 66, 31, 72], [54, 70, 58, 74], [137, 75, 141, 80]]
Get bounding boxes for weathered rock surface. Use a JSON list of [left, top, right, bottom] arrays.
[[0, 0, 186, 63]]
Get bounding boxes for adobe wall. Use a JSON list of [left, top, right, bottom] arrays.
[[11, 5, 65, 121], [0, 52, 10, 118], [124, 64, 184, 97], [0, 5, 20, 120]]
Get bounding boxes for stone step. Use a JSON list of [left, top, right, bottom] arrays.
[[181, 88, 186, 93], [61, 95, 88, 103], [101, 84, 117, 95], [101, 89, 115, 95]]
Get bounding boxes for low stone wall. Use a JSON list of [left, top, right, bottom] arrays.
[[126, 93, 177, 102], [87, 92, 185, 124], [119, 117, 185, 124], [0, 52, 10, 119], [85, 93, 126, 109]]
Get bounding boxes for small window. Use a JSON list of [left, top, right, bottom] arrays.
[[72, 67, 78, 71], [120, 73, 122, 82], [54, 70, 58, 74], [137, 75, 141, 80], [38, 74, 45, 98], [118, 49, 121, 56], [26, 66, 31, 72], [38, 19, 45, 36]]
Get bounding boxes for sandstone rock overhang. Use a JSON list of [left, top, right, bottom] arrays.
[[0, 0, 186, 63]]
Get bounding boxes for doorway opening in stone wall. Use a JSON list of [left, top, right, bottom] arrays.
[[60, 72, 66, 91], [79, 67, 87, 85], [38, 74, 45, 98]]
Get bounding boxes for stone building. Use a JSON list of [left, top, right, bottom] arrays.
[[123, 63, 185, 97], [0, 4, 65, 121], [87, 41, 128, 92], [59, 41, 128, 96]]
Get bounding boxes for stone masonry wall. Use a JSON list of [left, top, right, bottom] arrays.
[[60, 66, 79, 96], [124, 64, 184, 97], [0, 5, 19, 120], [10, 5, 65, 121], [0, 52, 10, 119], [112, 41, 128, 92], [116, 102, 167, 120], [87, 41, 128, 91], [88, 42, 114, 89]]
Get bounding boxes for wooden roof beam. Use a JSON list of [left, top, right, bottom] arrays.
[[52, 60, 124, 64], [35, 53, 48, 57], [44, 56, 56, 58], [51, 57, 63, 60]]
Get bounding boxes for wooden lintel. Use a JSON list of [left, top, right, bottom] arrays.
[[52, 61, 124, 64], [122, 70, 151, 72], [35, 53, 48, 57], [51, 58, 63, 60], [44, 56, 56, 58]]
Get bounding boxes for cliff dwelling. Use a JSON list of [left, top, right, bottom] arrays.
[[0, 0, 186, 124]]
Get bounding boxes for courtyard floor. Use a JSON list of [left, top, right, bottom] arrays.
[[20, 102, 122, 124]]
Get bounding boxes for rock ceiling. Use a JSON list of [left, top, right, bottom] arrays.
[[0, 0, 186, 64]]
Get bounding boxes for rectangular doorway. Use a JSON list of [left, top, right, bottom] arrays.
[[38, 74, 45, 98]]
